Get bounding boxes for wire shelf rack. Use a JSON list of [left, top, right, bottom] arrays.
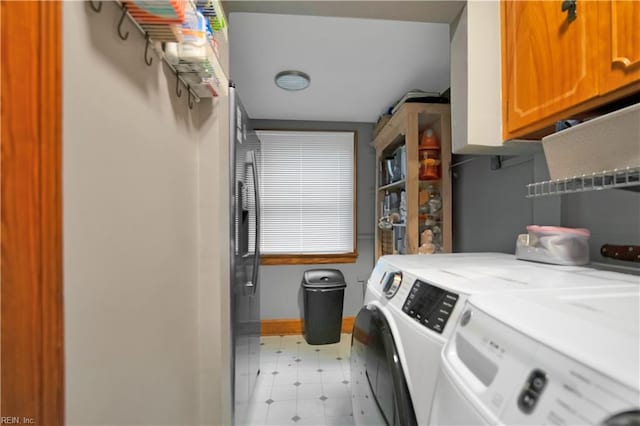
[[113, 1, 203, 104], [91, 0, 228, 106], [526, 166, 640, 198]]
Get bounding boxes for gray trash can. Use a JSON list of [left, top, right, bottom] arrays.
[[301, 269, 347, 345]]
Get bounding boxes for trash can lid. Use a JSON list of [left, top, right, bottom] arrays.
[[302, 269, 347, 289]]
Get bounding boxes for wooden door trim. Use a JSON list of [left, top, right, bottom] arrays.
[[39, 3, 65, 424], [1, 2, 64, 425]]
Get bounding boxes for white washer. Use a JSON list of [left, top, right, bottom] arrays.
[[430, 286, 640, 425], [350, 253, 639, 426]]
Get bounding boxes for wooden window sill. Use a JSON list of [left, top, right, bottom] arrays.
[[261, 252, 358, 265]]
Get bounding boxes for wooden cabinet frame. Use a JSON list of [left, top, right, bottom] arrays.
[[501, 0, 640, 140]]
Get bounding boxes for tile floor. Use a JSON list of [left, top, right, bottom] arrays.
[[244, 334, 354, 426]]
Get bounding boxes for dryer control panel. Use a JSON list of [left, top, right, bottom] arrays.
[[402, 280, 458, 334], [435, 302, 640, 426]]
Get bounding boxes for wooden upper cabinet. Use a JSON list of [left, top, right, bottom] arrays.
[[598, 0, 640, 94], [502, 0, 599, 136]]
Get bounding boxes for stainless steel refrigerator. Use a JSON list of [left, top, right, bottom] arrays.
[[229, 84, 261, 424]]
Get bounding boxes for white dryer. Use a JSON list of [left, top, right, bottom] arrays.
[[350, 253, 639, 426], [430, 285, 640, 425]]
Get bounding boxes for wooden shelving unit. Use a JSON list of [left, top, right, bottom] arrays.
[[373, 103, 452, 260]]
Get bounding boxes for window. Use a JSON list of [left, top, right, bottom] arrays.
[[256, 130, 356, 265]]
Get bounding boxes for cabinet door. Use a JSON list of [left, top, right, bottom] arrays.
[[598, 0, 640, 94], [503, 0, 599, 135]]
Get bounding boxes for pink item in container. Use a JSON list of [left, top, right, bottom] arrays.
[[526, 225, 590, 238], [516, 225, 591, 266]]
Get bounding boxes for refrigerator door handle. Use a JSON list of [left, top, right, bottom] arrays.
[[237, 180, 246, 256], [249, 150, 260, 295], [242, 280, 255, 296]]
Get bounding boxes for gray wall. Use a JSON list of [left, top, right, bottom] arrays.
[[452, 155, 535, 252], [64, 2, 230, 424], [252, 120, 376, 319], [452, 152, 640, 269], [562, 190, 640, 268]]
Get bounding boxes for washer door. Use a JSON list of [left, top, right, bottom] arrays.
[[351, 305, 417, 426]]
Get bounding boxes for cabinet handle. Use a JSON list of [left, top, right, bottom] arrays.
[[561, 0, 577, 23]]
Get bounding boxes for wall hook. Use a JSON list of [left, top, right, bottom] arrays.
[[176, 73, 183, 97], [117, 6, 130, 40], [88, 1, 102, 13], [144, 35, 153, 66], [188, 86, 195, 109]]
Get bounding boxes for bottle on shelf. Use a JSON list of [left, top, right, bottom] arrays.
[[395, 226, 407, 254], [399, 190, 407, 223], [427, 184, 442, 215], [419, 128, 441, 180], [383, 191, 392, 216]]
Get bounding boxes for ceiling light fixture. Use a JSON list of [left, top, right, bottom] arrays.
[[275, 70, 311, 91]]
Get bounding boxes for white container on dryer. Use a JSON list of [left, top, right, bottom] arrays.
[[430, 285, 640, 425], [351, 253, 640, 426]]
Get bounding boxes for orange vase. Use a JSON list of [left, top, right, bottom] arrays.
[[419, 129, 441, 181]]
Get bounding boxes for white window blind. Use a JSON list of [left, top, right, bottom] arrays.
[[256, 130, 355, 255]]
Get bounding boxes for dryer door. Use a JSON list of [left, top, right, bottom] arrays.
[[351, 305, 417, 426]]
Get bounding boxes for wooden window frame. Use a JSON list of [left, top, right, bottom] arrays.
[[256, 129, 358, 266], [261, 252, 358, 265]]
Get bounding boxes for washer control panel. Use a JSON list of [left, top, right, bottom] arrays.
[[402, 280, 458, 333]]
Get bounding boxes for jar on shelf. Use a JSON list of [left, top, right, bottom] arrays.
[[427, 185, 442, 215], [419, 129, 441, 181], [419, 184, 442, 215]]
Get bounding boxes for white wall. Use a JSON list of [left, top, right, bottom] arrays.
[[451, 2, 505, 154], [196, 90, 233, 425], [63, 2, 230, 424]]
